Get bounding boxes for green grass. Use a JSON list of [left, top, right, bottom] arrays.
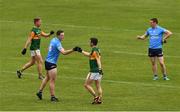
[[0, 0, 180, 111]]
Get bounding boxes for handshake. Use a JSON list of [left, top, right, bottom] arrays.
[[73, 46, 83, 53]]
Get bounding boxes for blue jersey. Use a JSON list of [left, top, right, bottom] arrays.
[[146, 26, 167, 49], [45, 37, 63, 64]]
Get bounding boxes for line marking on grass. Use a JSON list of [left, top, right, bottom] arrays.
[[1, 50, 180, 61], [1, 20, 180, 34], [1, 70, 180, 89]]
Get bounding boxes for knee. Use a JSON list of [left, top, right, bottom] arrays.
[[37, 60, 43, 65], [151, 62, 156, 66], [31, 60, 35, 65], [84, 83, 88, 88], [50, 78, 56, 82], [159, 62, 165, 67]]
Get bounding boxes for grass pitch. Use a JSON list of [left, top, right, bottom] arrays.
[[0, 0, 180, 111]]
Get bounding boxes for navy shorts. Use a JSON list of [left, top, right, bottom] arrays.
[[148, 48, 163, 57], [45, 61, 57, 71]]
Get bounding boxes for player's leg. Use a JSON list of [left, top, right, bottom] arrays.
[[34, 50, 44, 80], [158, 56, 169, 80], [84, 73, 96, 97], [48, 68, 59, 102], [150, 57, 158, 80], [36, 71, 50, 100], [17, 56, 36, 78], [95, 79, 102, 104]]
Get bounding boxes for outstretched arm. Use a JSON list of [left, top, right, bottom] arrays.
[[137, 33, 148, 40], [82, 51, 90, 57], [60, 48, 74, 55], [73, 46, 90, 57], [41, 31, 54, 38]]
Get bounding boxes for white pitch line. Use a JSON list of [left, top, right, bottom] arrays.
[[1, 50, 180, 61], [1, 70, 180, 89], [1, 20, 180, 34], [0, 20, 113, 31]]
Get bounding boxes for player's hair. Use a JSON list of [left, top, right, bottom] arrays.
[[150, 18, 158, 24], [56, 30, 64, 36], [34, 17, 41, 24], [90, 37, 98, 45]]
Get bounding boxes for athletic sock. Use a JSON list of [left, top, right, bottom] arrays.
[[154, 74, 158, 77], [163, 74, 167, 77], [51, 95, 55, 98], [39, 90, 42, 93]]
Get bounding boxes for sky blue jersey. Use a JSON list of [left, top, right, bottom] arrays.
[[45, 37, 63, 64], [146, 26, 167, 49]]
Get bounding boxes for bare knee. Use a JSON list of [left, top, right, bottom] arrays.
[[31, 60, 36, 65], [159, 62, 165, 67], [151, 62, 156, 66], [84, 83, 89, 88]]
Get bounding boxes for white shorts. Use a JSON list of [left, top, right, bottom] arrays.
[[30, 49, 41, 57], [89, 72, 102, 80]]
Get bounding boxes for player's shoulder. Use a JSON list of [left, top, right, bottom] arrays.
[[92, 47, 100, 53], [51, 37, 61, 45], [31, 26, 41, 32], [147, 27, 152, 31], [157, 25, 166, 30]]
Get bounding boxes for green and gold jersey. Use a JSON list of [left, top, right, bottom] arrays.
[[29, 27, 42, 50], [89, 47, 101, 73]]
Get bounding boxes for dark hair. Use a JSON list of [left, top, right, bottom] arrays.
[[56, 30, 64, 36], [90, 37, 98, 45], [150, 18, 158, 24], [34, 17, 41, 24]]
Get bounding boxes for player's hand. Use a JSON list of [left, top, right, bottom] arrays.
[[73, 46, 78, 51], [21, 48, 27, 55], [137, 35, 142, 39], [99, 69, 103, 75], [77, 47, 82, 53], [50, 31, 54, 35], [73, 46, 82, 53], [162, 39, 167, 44]]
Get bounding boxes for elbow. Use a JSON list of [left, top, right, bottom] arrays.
[[61, 53, 66, 55], [168, 31, 173, 36], [170, 32, 173, 36]]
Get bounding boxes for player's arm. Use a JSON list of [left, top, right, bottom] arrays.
[[94, 51, 103, 75], [60, 48, 74, 55], [95, 52, 102, 69], [163, 30, 173, 43], [21, 32, 34, 55], [73, 46, 91, 57], [137, 33, 148, 40], [82, 51, 91, 57], [41, 31, 54, 38]]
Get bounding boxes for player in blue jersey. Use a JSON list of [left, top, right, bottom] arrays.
[[36, 30, 79, 102], [137, 18, 172, 80]]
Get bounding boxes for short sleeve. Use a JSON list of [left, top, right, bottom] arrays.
[[29, 32, 35, 39], [56, 42, 63, 51], [92, 51, 100, 59], [145, 29, 149, 36], [161, 27, 167, 33]]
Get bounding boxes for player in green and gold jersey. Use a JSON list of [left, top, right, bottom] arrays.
[[75, 37, 103, 104], [17, 17, 54, 80]]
